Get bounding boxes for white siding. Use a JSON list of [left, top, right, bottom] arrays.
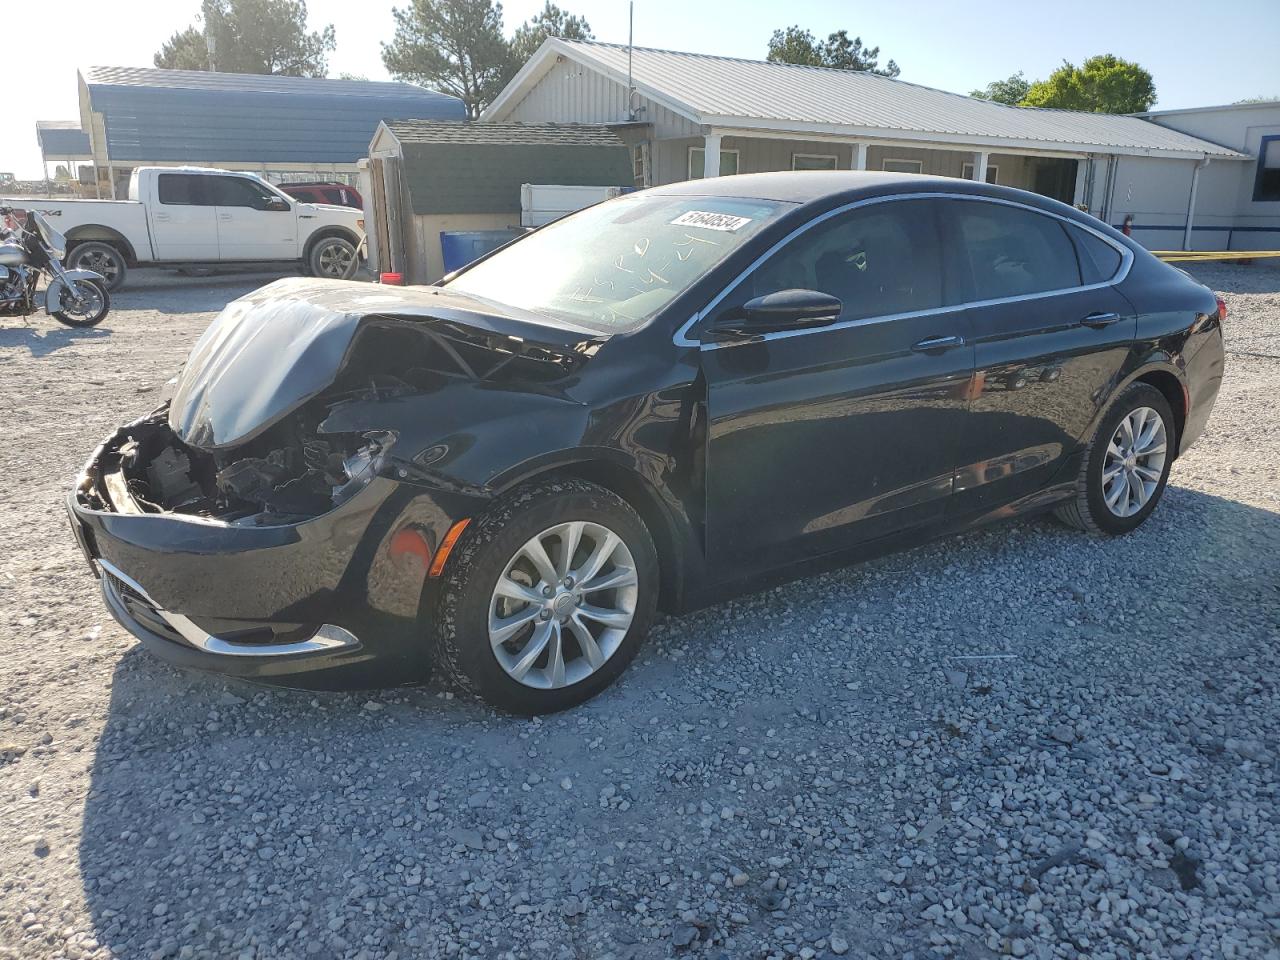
[[505, 59, 698, 140], [1146, 104, 1280, 249]]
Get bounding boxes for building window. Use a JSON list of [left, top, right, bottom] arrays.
[[961, 163, 999, 184], [633, 142, 651, 188], [689, 147, 740, 179], [882, 158, 923, 174], [1255, 136, 1280, 202], [792, 154, 838, 171]]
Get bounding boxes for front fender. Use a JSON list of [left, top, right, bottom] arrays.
[[45, 269, 107, 315]]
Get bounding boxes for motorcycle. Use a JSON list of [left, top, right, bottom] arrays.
[[0, 205, 110, 327]]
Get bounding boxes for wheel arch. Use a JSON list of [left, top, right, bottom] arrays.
[[65, 226, 137, 265], [1134, 369, 1187, 451], [495, 456, 688, 613], [303, 226, 361, 261], [1117, 361, 1189, 457]]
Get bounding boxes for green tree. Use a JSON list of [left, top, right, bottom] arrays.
[[970, 71, 1031, 105], [767, 25, 899, 77], [509, 2, 592, 68], [383, 0, 510, 119], [154, 0, 335, 76], [154, 26, 212, 71], [1021, 55, 1156, 113]]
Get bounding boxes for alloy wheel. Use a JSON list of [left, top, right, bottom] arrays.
[[72, 249, 120, 285], [316, 240, 355, 278], [487, 521, 638, 690], [1101, 406, 1167, 517], [58, 281, 106, 323]]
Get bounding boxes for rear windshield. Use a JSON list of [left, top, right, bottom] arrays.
[[444, 193, 788, 333]]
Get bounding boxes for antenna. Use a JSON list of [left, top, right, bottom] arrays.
[[627, 1, 636, 121]]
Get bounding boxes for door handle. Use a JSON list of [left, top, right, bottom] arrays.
[[912, 334, 965, 352], [1081, 311, 1120, 328], [218, 212, 232, 221], [152, 213, 170, 222]]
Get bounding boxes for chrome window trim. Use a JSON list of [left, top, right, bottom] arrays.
[[672, 191, 1134, 349]]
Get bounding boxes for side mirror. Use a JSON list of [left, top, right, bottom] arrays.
[[709, 288, 842, 341], [259, 196, 290, 212]]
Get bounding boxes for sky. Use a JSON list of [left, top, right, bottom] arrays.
[[5, 0, 1279, 178]]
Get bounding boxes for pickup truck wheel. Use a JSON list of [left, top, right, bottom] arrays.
[[307, 236, 358, 280], [67, 242, 127, 291]]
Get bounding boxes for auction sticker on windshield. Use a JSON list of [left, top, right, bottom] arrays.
[[669, 211, 754, 232]]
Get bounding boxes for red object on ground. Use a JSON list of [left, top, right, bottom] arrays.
[[380, 273, 404, 285]]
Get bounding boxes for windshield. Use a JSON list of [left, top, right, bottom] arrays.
[[33, 212, 66, 259], [444, 193, 787, 332]]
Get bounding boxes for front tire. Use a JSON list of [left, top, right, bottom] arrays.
[[1055, 383, 1175, 535], [306, 235, 359, 280], [431, 478, 659, 714], [67, 241, 127, 291], [51, 278, 110, 327]]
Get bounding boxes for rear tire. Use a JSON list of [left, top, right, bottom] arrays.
[[431, 478, 659, 715], [67, 241, 127, 291], [1054, 383, 1175, 535]]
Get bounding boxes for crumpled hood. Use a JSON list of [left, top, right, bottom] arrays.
[[168, 277, 602, 450]]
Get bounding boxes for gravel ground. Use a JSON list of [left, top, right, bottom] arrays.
[[1, 263, 1278, 960]]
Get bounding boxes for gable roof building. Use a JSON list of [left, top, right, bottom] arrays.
[[78, 66, 466, 197], [484, 40, 1269, 250]]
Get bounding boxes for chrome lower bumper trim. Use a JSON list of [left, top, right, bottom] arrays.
[[99, 559, 360, 658]]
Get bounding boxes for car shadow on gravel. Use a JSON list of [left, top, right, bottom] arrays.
[[74, 485, 1280, 959], [0, 323, 112, 357]]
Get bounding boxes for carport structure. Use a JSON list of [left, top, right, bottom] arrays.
[[485, 40, 1249, 247], [35, 121, 92, 184], [77, 66, 465, 199]]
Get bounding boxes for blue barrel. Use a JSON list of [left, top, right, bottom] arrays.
[[439, 230, 524, 274]]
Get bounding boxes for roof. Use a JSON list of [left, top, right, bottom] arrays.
[[1137, 100, 1280, 117], [36, 121, 91, 159], [384, 119, 631, 146], [647, 169, 1094, 211], [80, 65, 466, 164], [379, 121, 632, 216], [487, 40, 1248, 160]]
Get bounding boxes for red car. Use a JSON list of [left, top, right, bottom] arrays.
[[279, 181, 363, 209]]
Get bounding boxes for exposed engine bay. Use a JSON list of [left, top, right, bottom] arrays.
[[78, 281, 602, 525], [81, 399, 391, 525]]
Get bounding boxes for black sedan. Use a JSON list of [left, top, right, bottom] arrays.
[[67, 172, 1224, 714]]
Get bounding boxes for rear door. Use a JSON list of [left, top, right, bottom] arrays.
[[211, 175, 299, 261], [941, 198, 1136, 513], [149, 173, 219, 260], [700, 197, 975, 581]]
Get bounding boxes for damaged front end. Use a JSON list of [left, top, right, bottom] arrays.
[[80, 403, 391, 525], [81, 277, 600, 524], [67, 278, 603, 688]]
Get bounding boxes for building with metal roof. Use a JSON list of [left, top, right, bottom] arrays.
[[486, 39, 1269, 251], [36, 121, 92, 164], [78, 65, 466, 198]]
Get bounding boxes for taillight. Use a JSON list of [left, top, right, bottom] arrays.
[[1215, 296, 1227, 322]]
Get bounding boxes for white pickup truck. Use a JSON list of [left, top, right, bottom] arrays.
[[3, 167, 365, 290]]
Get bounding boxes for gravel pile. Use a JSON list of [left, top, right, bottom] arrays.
[[1, 264, 1278, 960]]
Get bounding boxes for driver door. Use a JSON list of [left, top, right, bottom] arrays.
[[211, 175, 299, 261], [699, 197, 975, 582]]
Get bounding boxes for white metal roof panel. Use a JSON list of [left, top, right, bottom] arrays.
[[549, 41, 1245, 159]]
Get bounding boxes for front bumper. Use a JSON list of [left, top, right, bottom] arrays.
[[67, 424, 486, 689]]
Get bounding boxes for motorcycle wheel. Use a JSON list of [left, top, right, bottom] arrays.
[[51, 278, 110, 328]]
